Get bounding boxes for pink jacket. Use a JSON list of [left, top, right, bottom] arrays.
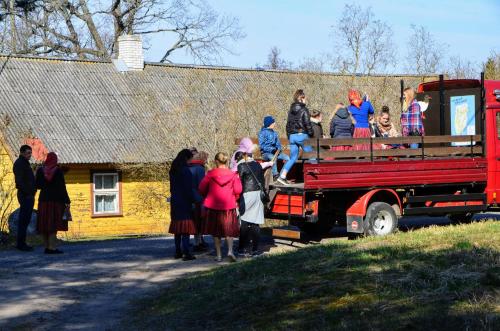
[[199, 168, 242, 210]]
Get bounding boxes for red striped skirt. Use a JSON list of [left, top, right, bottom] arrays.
[[169, 219, 197, 235], [353, 128, 371, 151], [37, 201, 67, 235], [201, 208, 239, 238], [331, 145, 352, 151]]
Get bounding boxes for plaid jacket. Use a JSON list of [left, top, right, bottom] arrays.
[[400, 100, 424, 136]]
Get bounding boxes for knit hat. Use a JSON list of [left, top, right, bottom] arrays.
[[237, 137, 256, 154], [263, 115, 275, 128]]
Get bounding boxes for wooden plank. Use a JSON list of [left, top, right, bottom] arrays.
[[272, 228, 301, 240], [423, 135, 482, 143], [302, 150, 372, 159]]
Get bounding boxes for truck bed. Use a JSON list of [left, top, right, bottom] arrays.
[[302, 157, 488, 190]]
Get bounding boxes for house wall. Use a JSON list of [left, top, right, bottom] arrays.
[[64, 167, 169, 239], [0, 144, 17, 232]]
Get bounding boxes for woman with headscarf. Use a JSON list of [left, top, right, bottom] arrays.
[[36, 152, 70, 254], [348, 89, 376, 151]]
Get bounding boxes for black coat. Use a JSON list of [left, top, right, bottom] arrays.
[[330, 107, 354, 138], [36, 167, 70, 204], [286, 102, 314, 137], [237, 160, 265, 193], [13, 157, 36, 197]]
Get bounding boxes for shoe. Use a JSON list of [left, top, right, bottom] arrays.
[[251, 251, 261, 257], [214, 256, 223, 262], [17, 245, 34, 252], [227, 254, 237, 263], [273, 175, 279, 182], [276, 177, 290, 186], [199, 242, 209, 249], [174, 251, 183, 259], [182, 254, 196, 261], [44, 248, 63, 254]]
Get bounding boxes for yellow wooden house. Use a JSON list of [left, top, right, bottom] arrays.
[[0, 40, 433, 238]]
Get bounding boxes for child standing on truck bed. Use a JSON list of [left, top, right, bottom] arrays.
[[330, 103, 355, 150], [259, 116, 290, 180], [348, 89, 375, 150]]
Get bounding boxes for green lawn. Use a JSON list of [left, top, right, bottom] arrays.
[[125, 221, 500, 331]]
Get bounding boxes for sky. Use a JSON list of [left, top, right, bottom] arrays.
[[145, 0, 500, 73]]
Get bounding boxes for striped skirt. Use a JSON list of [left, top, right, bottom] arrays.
[[169, 219, 197, 235], [353, 128, 372, 151], [37, 201, 67, 235], [201, 208, 239, 238]]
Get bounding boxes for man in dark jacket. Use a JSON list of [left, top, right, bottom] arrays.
[[310, 109, 324, 139], [12, 145, 36, 251], [330, 106, 355, 138], [278, 89, 314, 185]]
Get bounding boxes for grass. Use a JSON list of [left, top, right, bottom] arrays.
[[125, 221, 500, 331]]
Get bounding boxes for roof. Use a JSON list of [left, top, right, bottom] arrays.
[[0, 55, 437, 164]]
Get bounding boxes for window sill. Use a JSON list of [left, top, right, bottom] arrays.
[[91, 213, 124, 219]]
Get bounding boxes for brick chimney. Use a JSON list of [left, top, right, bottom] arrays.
[[117, 35, 144, 71]]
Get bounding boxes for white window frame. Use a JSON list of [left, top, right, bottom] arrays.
[[92, 172, 120, 215]]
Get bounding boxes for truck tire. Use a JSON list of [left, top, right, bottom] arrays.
[[448, 213, 474, 224], [365, 202, 398, 236]]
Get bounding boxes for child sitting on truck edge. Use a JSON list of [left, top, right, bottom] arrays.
[[258, 116, 290, 180]]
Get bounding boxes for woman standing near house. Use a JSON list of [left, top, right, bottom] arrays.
[[199, 152, 242, 262], [236, 151, 266, 257], [36, 152, 70, 254], [169, 149, 197, 261], [348, 89, 375, 150]]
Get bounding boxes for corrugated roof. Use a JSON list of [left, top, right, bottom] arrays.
[[0, 55, 437, 164]]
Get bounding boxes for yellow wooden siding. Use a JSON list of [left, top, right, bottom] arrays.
[[0, 144, 17, 232], [64, 168, 170, 239]]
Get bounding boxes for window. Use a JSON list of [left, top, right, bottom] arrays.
[[92, 172, 121, 216]]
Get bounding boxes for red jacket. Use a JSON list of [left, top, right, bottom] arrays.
[[199, 168, 242, 210]]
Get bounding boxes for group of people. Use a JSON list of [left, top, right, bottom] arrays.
[[11, 87, 424, 261], [168, 147, 268, 262], [259, 87, 424, 185], [13, 145, 70, 253]]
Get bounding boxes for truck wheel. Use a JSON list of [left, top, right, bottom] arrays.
[[448, 213, 474, 224], [365, 202, 398, 236]]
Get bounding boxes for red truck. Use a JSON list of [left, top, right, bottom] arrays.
[[266, 74, 500, 239]]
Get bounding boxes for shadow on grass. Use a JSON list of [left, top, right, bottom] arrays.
[[126, 224, 500, 331]]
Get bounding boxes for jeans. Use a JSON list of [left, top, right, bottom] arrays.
[[238, 220, 260, 253], [174, 234, 190, 254], [281, 133, 313, 175], [261, 152, 290, 176], [17, 193, 34, 247], [409, 143, 420, 149]]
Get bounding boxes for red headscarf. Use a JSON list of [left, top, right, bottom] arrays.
[[348, 89, 362, 108], [43, 152, 58, 182]]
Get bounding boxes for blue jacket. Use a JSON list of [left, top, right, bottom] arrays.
[[330, 107, 354, 138], [169, 166, 195, 221], [188, 162, 205, 204], [258, 127, 281, 154], [349, 101, 375, 128]]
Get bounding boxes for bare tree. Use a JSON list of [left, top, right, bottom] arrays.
[[264, 46, 292, 70], [406, 24, 447, 75], [331, 3, 396, 76], [0, 0, 244, 63], [446, 55, 479, 79], [296, 55, 330, 72]]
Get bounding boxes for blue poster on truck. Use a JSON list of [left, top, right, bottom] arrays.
[[450, 95, 475, 146]]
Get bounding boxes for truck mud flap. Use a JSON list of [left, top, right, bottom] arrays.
[[347, 215, 364, 233], [272, 226, 302, 240]]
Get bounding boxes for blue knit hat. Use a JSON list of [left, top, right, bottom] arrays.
[[263, 115, 275, 128]]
